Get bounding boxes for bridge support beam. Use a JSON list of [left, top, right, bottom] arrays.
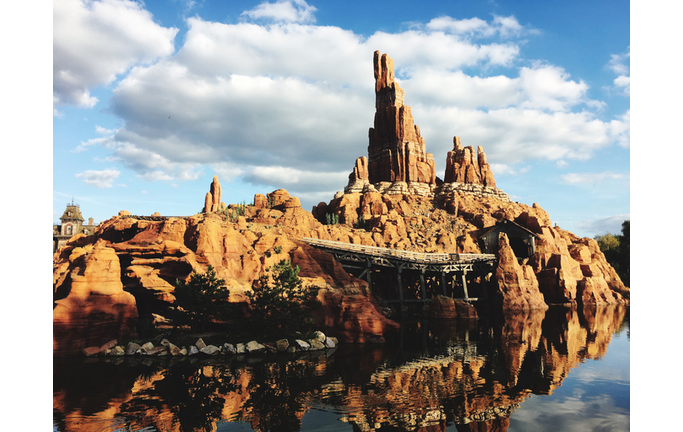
[[462, 269, 469, 300], [397, 266, 404, 301], [420, 270, 427, 300]]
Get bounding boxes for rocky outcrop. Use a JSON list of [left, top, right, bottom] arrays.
[[444, 137, 496, 187], [53, 188, 402, 355], [366, 51, 436, 186], [203, 176, 224, 213], [53, 239, 139, 356], [493, 233, 548, 310]]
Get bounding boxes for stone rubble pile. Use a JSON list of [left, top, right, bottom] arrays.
[[82, 331, 339, 357], [436, 182, 511, 202]]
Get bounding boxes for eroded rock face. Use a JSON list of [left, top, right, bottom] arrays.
[[444, 137, 496, 188], [53, 239, 138, 356], [53, 189, 401, 355], [367, 51, 436, 186], [493, 233, 548, 310]]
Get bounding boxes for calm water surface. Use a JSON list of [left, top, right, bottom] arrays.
[[53, 305, 629, 432]]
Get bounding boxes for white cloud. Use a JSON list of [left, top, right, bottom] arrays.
[[607, 48, 630, 96], [61, 5, 628, 210], [425, 14, 537, 39], [576, 214, 630, 236], [53, 0, 178, 108], [560, 172, 629, 185], [75, 169, 121, 188], [241, 0, 317, 24]]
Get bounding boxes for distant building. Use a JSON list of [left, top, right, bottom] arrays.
[[53, 200, 97, 252], [478, 219, 538, 260]]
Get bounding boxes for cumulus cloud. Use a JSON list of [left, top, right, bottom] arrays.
[[241, 0, 317, 24], [425, 14, 538, 39], [560, 172, 629, 185], [607, 48, 630, 96], [53, 0, 178, 108], [61, 4, 629, 209], [75, 168, 121, 188]]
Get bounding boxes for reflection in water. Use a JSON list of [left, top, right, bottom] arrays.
[[53, 305, 629, 432]]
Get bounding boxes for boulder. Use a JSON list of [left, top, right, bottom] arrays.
[[125, 342, 141, 355], [294, 339, 310, 351], [246, 341, 266, 353], [83, 347, 100, 357], [309, 339, 326, 351], [276, 339, 290, 352], [200, 345, 220, 356], [168, 343, 181, 356]]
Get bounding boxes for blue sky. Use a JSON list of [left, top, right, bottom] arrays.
[[51, 0, 630, 238]]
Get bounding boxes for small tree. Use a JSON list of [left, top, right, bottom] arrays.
[[247, 260, 321, 335], [170, 266, 232, 331]]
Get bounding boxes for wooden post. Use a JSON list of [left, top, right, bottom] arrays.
[[397, 266, 404, 301], [366, 259, 372, 294], [462, 269, 469, 300]]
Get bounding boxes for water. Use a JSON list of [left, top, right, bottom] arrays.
[[53, 305, 629, 432]]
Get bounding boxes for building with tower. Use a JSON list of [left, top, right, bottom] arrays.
[[53, 200, 97, 252]]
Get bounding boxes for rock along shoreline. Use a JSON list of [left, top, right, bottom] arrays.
[[82, 330, 339, 358]]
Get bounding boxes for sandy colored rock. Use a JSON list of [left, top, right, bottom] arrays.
[[493, 233, 548, 310], [365, 51, 436, 186], [53, 240, 138, 356]]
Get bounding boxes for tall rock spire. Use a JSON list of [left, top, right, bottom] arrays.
[[367, 51, 436, 185]]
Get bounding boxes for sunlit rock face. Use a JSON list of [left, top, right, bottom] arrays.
[[53, 52, 629, 353], [493, 233, 548, 310], [368, 51, 436, 186], [53, 186, 401, 355], [53, 239, 138, 356]]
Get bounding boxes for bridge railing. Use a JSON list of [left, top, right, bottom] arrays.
[[302, 237, 495, 264]]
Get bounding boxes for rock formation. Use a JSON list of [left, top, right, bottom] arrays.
[[53, 51, 629, 355], [53, 239, 139, 356], [203, 175, 223, 213], [444, 137, 496, 187], [364, 51, 436, 187], [53, 186, 401, 355]]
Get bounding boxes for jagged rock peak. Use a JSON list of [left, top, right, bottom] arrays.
[[366, 51, 436, 186], [444, 137, 496, 188]]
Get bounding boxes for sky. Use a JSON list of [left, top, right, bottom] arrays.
[[51, 0, 631, 238]]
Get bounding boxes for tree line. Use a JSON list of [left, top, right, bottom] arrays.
[[594, 220, 630, 287]]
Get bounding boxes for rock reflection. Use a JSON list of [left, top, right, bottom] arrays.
[[53, 305, 627, 432]]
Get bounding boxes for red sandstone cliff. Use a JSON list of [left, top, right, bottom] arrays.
[[53, 51, 628, 354], [367, 51, 436, 186]]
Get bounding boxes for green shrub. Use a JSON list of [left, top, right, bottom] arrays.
[[169, 266, 233, 331], [246, 260, 321, 336]]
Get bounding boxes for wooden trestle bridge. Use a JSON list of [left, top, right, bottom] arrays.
[[302, 238, 497, 305]]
